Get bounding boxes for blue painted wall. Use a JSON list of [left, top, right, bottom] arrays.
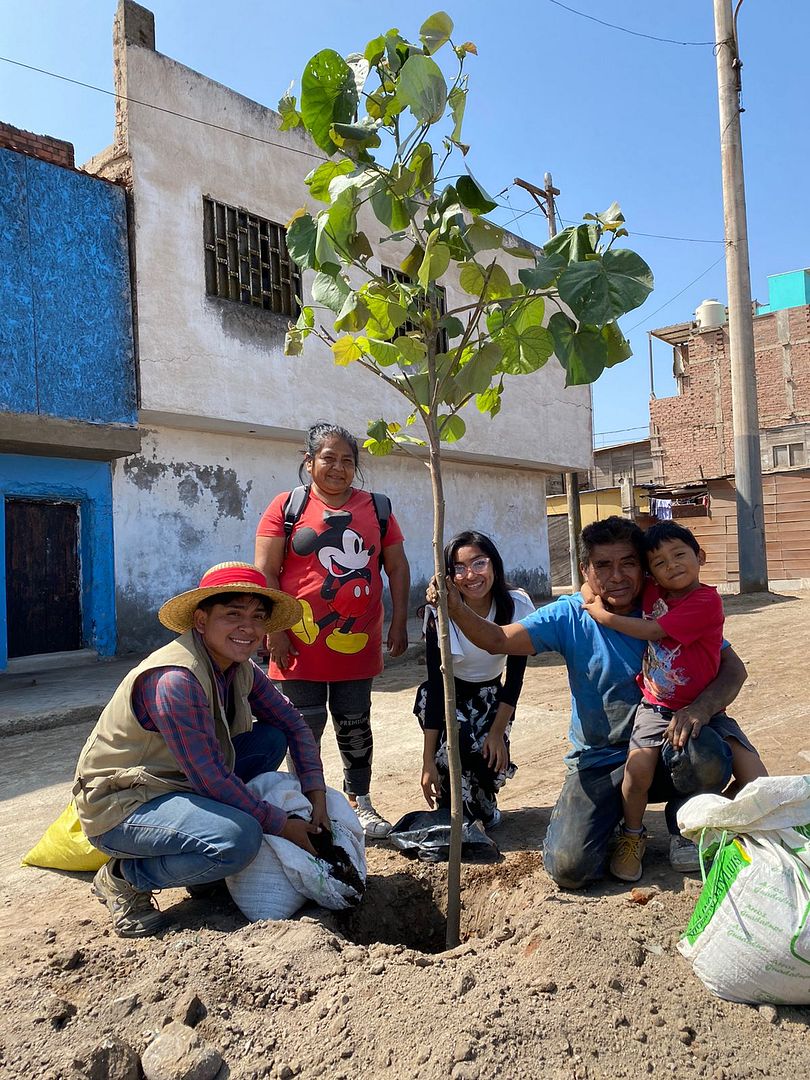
[[0, 147, 136, 424], [0, 455, 116, 668]]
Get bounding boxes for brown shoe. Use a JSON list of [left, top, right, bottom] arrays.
[[610, 829, 647, 883], [92, 861, 170, 937]]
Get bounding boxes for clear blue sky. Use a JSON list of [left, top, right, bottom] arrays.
[[2, 1, 807, 448]]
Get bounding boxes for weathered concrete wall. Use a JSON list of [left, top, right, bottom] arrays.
[[120, 38, 591, 473], [0, 147, 136, 426], [113, 426, 550, 653]]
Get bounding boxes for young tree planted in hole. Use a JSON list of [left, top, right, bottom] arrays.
[[279, 11, 653, 947]]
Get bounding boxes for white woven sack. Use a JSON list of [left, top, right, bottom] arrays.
[[226, 772, 366, 923], [677, 775, 810, 1004]]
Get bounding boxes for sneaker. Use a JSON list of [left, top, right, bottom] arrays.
[[669, 834, 701, 873], [353, 795, 392, 839], [483, 808, 502, 830], [92, 860, 170, 938], [610, 829, 647, 882]]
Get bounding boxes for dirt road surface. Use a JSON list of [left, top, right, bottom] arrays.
[[1, 590, 808, 1078]]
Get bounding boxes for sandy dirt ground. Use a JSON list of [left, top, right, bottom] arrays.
[[1, 590, 808, 1078]]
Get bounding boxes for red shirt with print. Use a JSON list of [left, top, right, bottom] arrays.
[[638, 580, 724, 711], [256, 488, 404, 682]]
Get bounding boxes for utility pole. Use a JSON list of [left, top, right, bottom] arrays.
[[514, 173, 584, 589], [713, 0, 768, 591]]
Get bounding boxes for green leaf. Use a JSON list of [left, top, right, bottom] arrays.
[[331, 335, 364, 366], [476, 385, 502, 418], [518, 253, 567, 290], [300, 49, 358, 155], [315, 215, 342, 275], [364, 35, 386, 65], [370, 180, 412, 231], [543, 224, 596, 265], [295, 306, 315, 331], [438, 314, 464, 339], [448, 85, 466, 143], [420, 12, 454, 54], [558, 249, 654, 324], [364, 435, 395, 456], [334, 293, 369, 333], [400, 243, 425, 279], [330, 117, 382, 151], [347, 232, 373, 261], [397, 54, 447, 124], [304, 159, 355, 203], [509, 295, 545, 333], [284, 328, 304, 355], [366, 338, 401, 366], [465, 219, 504, 253], [459, 261, 512, 300], [285, 212, 318, 270], [418, 233, 451, 288], [409, 143, 435, 195], [439, 414, 466, 442], [312, 271, 351, 313], [602, 321, 633, 368], [394, 335, 427, 366], [548, 311, 608, 386], [498, 323, 554, 374], [454, 342, 503, 397], [363, 285, 408, 339], [278, 84, 302, 131], [456, 173, 497, 216]]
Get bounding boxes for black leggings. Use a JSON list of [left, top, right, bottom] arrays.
[[278, 678, 374, 797]]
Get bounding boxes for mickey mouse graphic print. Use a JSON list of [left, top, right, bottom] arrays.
[[257, 488, 404, 682]]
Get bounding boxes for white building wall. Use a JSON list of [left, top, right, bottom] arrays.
[[107, 16, 590, 648], [113, 427, 549, 652]]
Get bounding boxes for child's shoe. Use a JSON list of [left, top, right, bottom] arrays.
[[610, 828, 647, 882]]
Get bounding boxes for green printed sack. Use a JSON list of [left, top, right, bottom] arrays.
[[677, 775, 810, 1004]]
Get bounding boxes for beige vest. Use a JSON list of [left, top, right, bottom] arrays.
[[73, 631, 255, 838]]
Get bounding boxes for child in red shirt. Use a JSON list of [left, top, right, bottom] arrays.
[[584, 522, 765, 881]]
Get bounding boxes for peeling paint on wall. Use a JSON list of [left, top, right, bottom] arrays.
[[123, 455, 252, 519]]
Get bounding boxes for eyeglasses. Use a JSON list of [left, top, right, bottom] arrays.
[[452, 556, 491, 578]]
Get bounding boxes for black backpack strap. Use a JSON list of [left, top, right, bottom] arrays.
[[370, 491, 391, 542], [282, 485, 310, 555]]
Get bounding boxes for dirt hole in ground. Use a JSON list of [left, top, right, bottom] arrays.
[[324, 850, 544, 954]]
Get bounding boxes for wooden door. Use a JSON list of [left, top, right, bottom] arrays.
[[5, 498, 82, 657]]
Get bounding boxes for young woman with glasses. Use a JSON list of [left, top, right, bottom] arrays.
[[414, 531, 534, 829]]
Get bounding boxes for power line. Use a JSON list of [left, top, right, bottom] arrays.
[[545, 1, 715, 47], [593, 425, 649, 437], [626, 254, 727, 332], [0, 54, 323, 161]]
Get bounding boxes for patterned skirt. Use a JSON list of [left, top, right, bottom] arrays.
[[413, 676, 518, 825]]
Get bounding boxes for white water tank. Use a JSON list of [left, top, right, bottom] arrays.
[[695, 298, 726, 329]]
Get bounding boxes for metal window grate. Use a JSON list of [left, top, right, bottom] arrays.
[[203, 197, 301, 316], [381, 265, 449, 354]]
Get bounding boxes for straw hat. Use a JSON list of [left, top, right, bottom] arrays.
[[158, 561, 302, 635]]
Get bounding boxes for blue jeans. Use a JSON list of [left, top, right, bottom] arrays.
[[91, 725, 287, 892], [543, 727, 733, 890]]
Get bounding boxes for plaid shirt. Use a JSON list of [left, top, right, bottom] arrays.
[[132, 640, 324, 835]]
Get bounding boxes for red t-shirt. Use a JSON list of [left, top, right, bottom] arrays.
[[256, 488, 404, 682], [638, 580, 724, 711]]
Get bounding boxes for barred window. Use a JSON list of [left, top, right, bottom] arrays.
[[203, 197, 301, 316], [380, 266, 449, 354]]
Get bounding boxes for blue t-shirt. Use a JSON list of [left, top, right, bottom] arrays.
[[520, 594, 646, 771]]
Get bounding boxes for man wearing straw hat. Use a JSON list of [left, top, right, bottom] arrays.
[[73, 561, 329, 938]]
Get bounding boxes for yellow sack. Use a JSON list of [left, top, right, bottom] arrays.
[[22, 802, 108, 872]]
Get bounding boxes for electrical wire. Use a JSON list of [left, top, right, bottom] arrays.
[[625, 254, 727, 333], [545, 1, 714, 47], [0, 54, 324, 161]]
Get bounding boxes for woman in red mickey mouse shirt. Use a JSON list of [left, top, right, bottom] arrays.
[[255, 422, 410, 838]]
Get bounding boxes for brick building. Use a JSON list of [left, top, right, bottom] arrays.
[[649, 270, 810, 485], [644, 271, 810, 589]]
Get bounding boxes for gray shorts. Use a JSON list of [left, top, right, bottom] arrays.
[[630, 700, 758, 754]]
